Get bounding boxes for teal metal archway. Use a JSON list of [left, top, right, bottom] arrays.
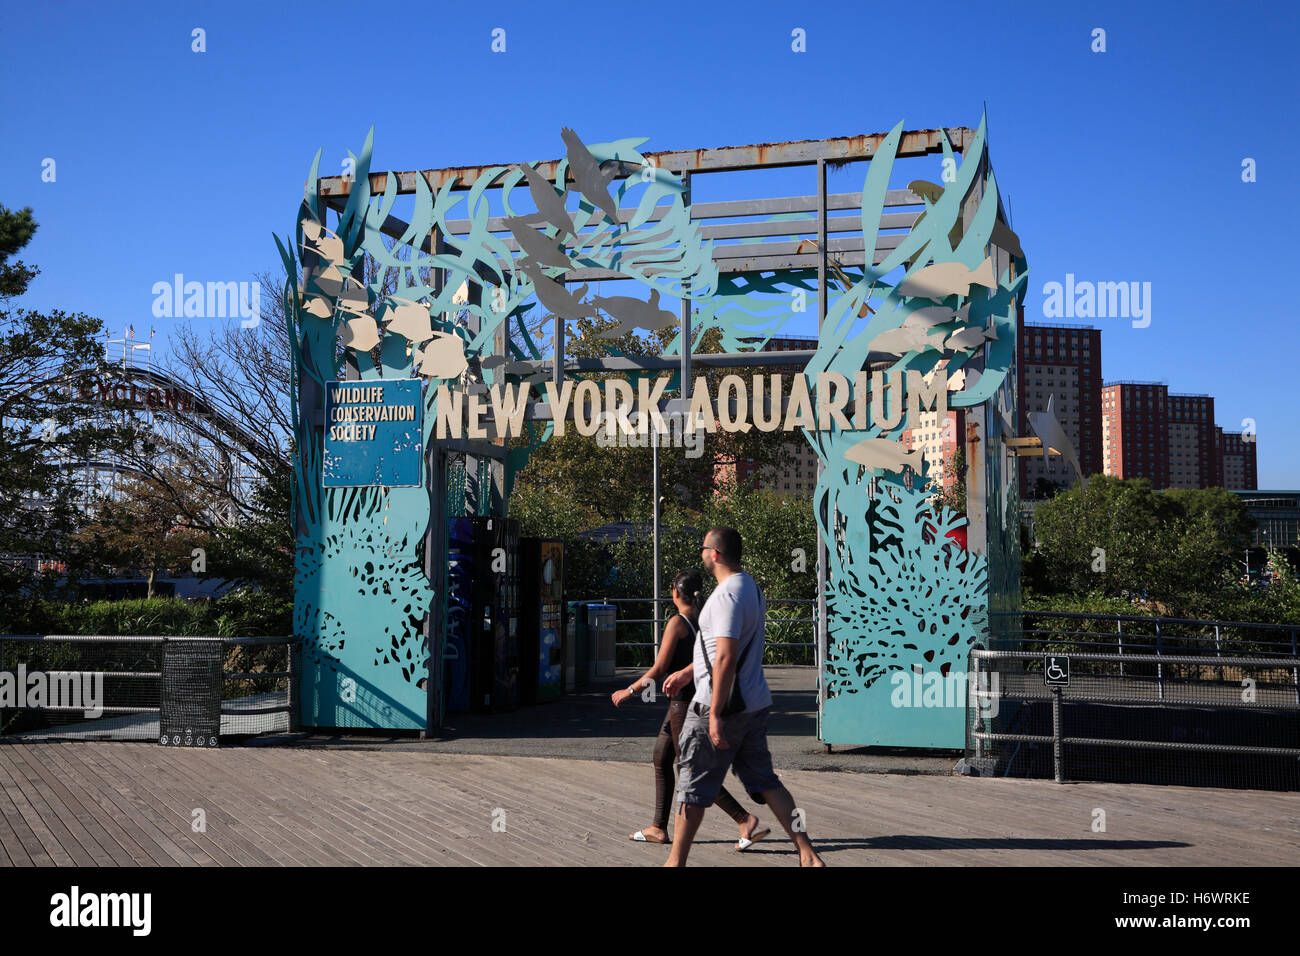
[[281, 118, 1027, 747]]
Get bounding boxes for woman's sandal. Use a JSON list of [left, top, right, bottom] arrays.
[[630, 829, 671, 844], [736, 827, 771, 851]]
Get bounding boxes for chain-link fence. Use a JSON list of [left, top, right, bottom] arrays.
[[0, 635, 296, 742], [964, 612, 1300, 791]]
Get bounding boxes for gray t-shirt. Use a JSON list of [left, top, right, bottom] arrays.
[[692, 571, 772, 713]]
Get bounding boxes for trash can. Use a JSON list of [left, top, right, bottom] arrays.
[[587, 602, 616, 681], [569, 601, 588, 689]]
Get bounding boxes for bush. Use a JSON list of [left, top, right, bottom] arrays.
[[0, 590, 292, 639]]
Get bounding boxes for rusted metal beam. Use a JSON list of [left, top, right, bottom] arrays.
[[317, 127, 976, 198]]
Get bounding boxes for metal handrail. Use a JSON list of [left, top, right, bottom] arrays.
[[0, 634, 298, 738], [968, 646, 1300, 784], [993, 609, 1300, 632]]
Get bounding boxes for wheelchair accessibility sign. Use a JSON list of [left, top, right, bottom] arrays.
[[1043, 655, 1069, 687]]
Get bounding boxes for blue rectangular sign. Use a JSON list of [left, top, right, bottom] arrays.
[[322, 379, 423, 487]]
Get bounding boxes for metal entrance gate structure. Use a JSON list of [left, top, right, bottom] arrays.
[[285, 117, 1029, 746]]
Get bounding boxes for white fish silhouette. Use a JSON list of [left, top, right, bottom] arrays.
[[340, 316, 380, 352], [1027, 393, 1085, 491], [417, 332, 469, 380], [844, 437, 925, 474], [906, 302, 970, 328], [301, 219, 346, 266], [869, 323, 944, 356], [896, 256, 997, 300], [384, 300, 434, 342]]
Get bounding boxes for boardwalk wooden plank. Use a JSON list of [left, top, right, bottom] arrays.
[[0, 758, 36, 866], [54, 744, 205, 866], [34, 743, 171, 867], [1, 742, 1296, 867], [89, 744, 296, 867], [233, 749, 468, 866], [0, 747, 76, 865], [9, 745, 128, 866]]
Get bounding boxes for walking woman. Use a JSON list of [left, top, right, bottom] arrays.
[[611, 569, 770, 850]]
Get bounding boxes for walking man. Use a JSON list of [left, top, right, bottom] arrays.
[[661, 526, 824, 867]]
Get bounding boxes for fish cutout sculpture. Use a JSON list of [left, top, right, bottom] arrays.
[[301, 219, 346, 265], [506, 217, 571, 269], [561, 127, 621, 226], [416, 332, 469, 380], [519, 259, 595, 319], [906, 302, 970, 328], [943, 326, 989, 352], [336, 283, 369, 317], [1027, 393, 1086, 491], [311, 265, 347, 299], [907, 180, 945, 204], [593, 288, 678, 338], [384, 300, 434, 342], [869, 323, 944, 356], [518, 163, 574, 236], [339, 316, 380, 352], [303, 296, 333, 319], [844, 437, 926, 475], [896, 256, 997, 300]]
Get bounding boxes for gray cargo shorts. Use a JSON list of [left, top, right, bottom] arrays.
[[675, 700, 781, 808]]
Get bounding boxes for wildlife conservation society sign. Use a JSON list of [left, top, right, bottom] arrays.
[[323, 379, 423, 487]]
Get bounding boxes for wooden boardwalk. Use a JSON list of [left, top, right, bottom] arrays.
[[0, 742, 1295, 866]]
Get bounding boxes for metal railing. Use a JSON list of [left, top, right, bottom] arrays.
[[990, 609, 1300, 700], [0, 634, 297, 742], [575, 596, 818, 665], [966, 625, 1300, 791]]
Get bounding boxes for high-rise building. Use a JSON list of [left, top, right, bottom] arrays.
[[1166, 393, 1217, 489], [1101, 382, 1171, 487], [1019, 324, 1102, 497], [1219, 430, 1258, 490]]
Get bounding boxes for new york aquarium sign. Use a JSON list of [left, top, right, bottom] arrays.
[[431, 369, 951, 475]]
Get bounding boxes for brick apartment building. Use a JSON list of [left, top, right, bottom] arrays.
[[1101, 385, 1259, 491], [1019, 323, 1102, 497], [1218, 429, 1259, 490], [1167, 393, 1217, 489], [1101, 382, 1171, 488]]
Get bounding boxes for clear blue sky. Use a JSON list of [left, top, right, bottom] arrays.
[[2, 0, 1296, 485]]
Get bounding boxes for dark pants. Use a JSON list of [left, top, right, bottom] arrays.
[[653, 699, 748, 829]]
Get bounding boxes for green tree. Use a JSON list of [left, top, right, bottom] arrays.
[[68, 475, 210, 598], [1029, 476, 1255, 606], [0, 205, 130, 594]]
